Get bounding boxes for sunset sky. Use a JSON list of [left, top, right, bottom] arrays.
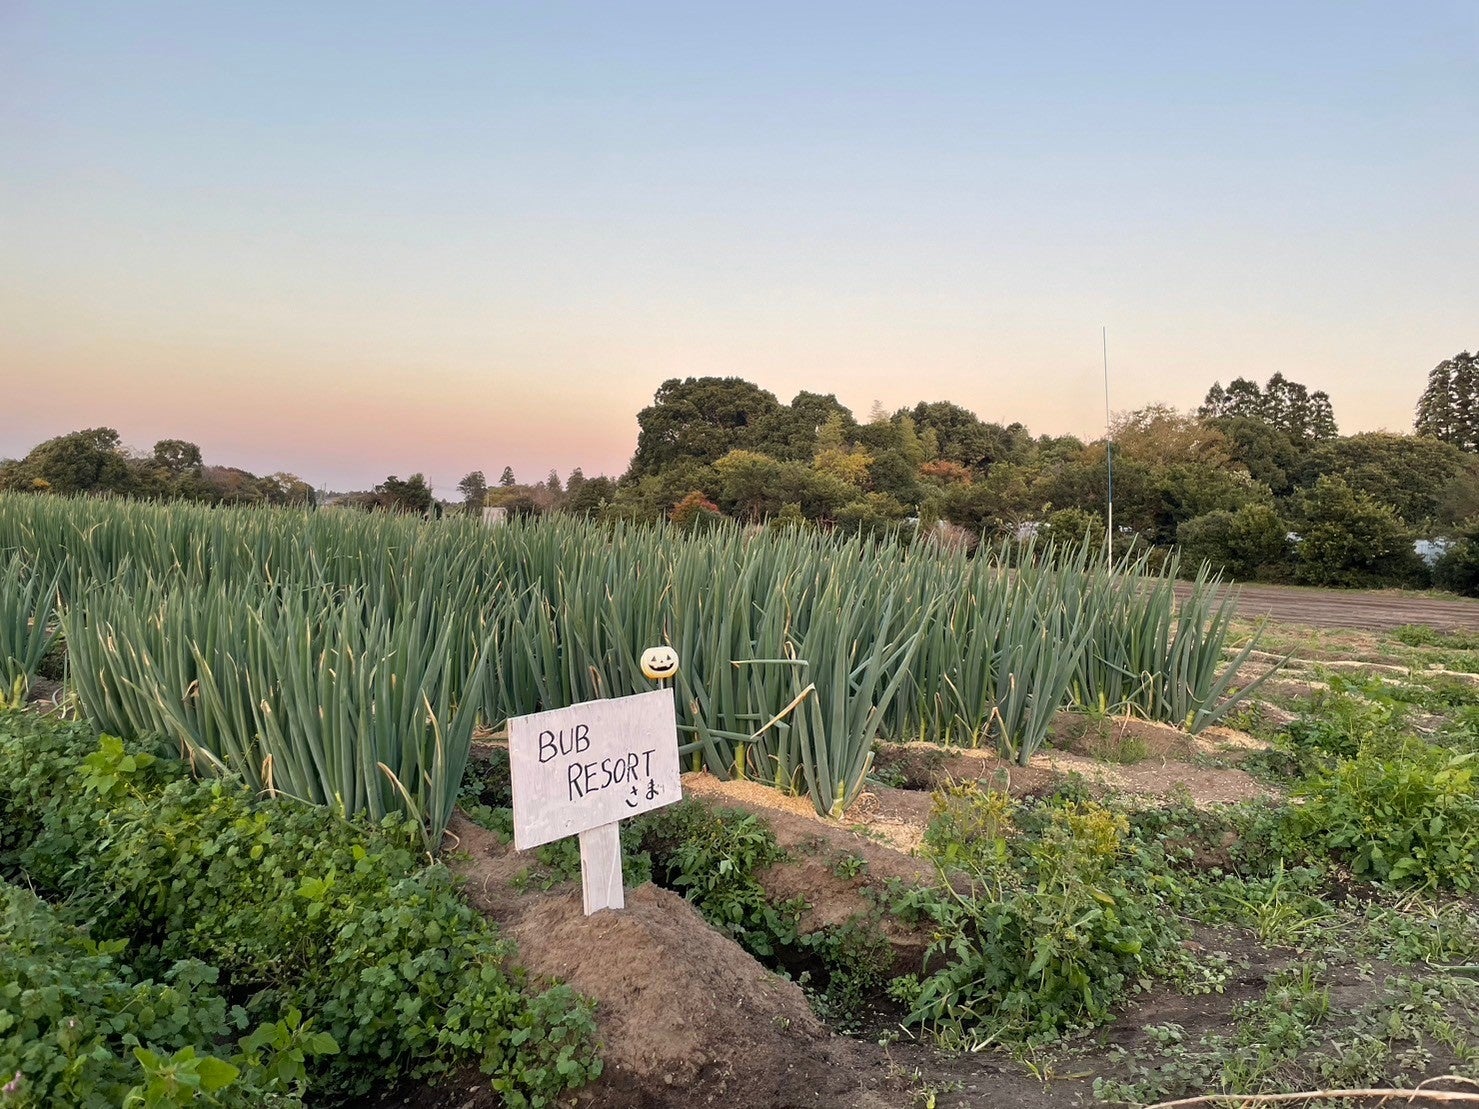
[[4, 2, 1476, 495]]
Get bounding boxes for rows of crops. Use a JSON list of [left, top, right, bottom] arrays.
[[0, 494, 1269, 839]]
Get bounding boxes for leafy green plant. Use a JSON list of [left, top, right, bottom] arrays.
[[0, 551, 60, 703], [1286, 677, 1403, 762], [0, 878, 336, 1108], [639, 801, 893, 1024], [1289, 735, 1479, 890], [0, 712, 600, 1106], [922, 779, 1014, 871], [647, 802, 799, 956], [904, 793, 1183, 1043]]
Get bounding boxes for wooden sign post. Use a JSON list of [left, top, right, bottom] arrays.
[[508, 688, 682, 915]]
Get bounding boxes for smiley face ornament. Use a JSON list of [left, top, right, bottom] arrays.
[[640, 645, 680, 682]]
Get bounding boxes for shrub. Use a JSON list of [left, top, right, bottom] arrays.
[[669, 490, 723, 529], [903, 792, 1182, 1041], [922, 780, 1013, 871], [0, 711, 600, 1106], [1292, 476, 1425, 588], [1040, 507, 1104, 545], [1433, 521, 1479, 597], [642, 801, 797, 957], [1289, 735, 1479, 890], [1176, 502, 1292, 582], [637, 801, 889, 1025], [0, 878, 337, 1108]]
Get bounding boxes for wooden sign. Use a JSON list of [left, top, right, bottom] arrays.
[[508, 688, 682, 914]]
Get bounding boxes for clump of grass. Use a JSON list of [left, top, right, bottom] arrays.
[[1393, 623, 1479, 650]]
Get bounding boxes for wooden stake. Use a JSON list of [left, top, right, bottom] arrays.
[[579, 821, 624, 915]]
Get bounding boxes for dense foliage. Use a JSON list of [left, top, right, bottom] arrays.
[[1415, 350, 1479, 453], [6, 355, 1479, 588], [0, 711, 601, 1106], [1, 877, 335, 1108], [0, 428, 313, 507], [897, 785, 1186, 1041], [0, 495, 1267, 825]]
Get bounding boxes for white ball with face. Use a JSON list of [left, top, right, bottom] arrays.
[[640, 645, 680, 681]]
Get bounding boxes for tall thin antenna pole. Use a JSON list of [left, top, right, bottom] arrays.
[[1103, 326, 1113, 559]]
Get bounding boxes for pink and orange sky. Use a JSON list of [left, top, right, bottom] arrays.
[[4, 2, 1476, 496]]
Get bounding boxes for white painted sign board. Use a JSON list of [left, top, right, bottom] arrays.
[[507, 688, 682, 914]]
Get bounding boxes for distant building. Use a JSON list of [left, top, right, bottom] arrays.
[[1415, 538, 1451, 567], [482, 506, 508, 527]]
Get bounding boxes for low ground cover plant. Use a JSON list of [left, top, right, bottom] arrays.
[[0, 711, 600, 1107], [1290, 736, 1479, 889], [897, 783, 1188, 1045], [0, 877, 336, 1107], [1271, 679, 1479, 889]]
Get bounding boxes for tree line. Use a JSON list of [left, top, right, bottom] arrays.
[[0, 429, 315, 506], [6, 349, 1479, 593], [560, 350, 1479, 593]]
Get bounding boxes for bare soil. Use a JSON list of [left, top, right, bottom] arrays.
[[1183, 580, 1479, 632], [442, 814, 897, 1109], [424, 807, 1322, 1109], [870, 716, 1275, 811]]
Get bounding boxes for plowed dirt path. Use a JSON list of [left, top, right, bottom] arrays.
[[1178, 581, 1479, 631]]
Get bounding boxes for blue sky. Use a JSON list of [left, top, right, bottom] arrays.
[[3, 2, 1476, 493]]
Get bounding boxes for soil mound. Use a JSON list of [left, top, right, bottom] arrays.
[[872, 718, 1275, 809], [679, 773, 941, 974], [446, 815, 890, 1108]]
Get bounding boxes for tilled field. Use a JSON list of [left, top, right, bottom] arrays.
[[1179, 580, 1479, 631]]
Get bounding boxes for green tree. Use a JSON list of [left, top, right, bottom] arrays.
[[903, 402, 1029, 471], [375, 474, 435, 515], [711, 449, 852, 521], [938, 463, 1043, 536], [1113, 405, 1231, 468], [1037, 451, 1158, 539], [834, 492, 910, 538], [1151, 463, 1268, 546], [259, 472, 314, 505], [1208, 416, 1303, 495], [1200, 374, 1336, 441], [457, 470, 487, 512], [606, 459, 719, 520], [1292, 475, 1423, 587], [0, 427, 137, 495], [749, 391, 857, 461], [628, 377, 784, 477], [711, 450, 784, 520], [498, 466, 516, 487], [1415, 351, 1479, 451], [1433, 518, 1479, 597], [868, 450, 924, 507], [1177, 502, 1292, 581], [1040, 507, 1104, 546], [566, 475, 615, 516], [1299, 432, 1476, 530], [151, 439, 203, 476]]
